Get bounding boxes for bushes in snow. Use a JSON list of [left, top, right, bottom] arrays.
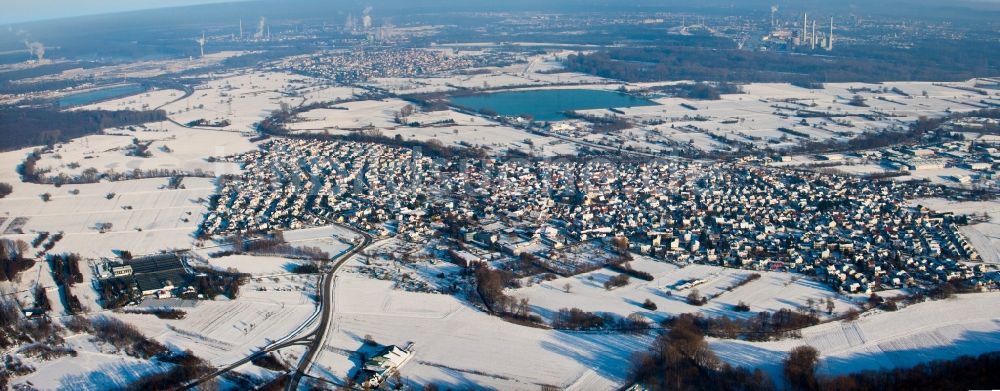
[[605, 262, 654, 281], [604, 274, 630, 290], [664, 310, 820, 342], [552, 308, 650, 332], [630, 315, 775, 391], [0, 239, 34, 282], [89, 316, 167, 359]]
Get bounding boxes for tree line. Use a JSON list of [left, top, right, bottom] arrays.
[[564, 39, 1000, 84], [665, 310, 821, 342], [472, 263, 541, 324], [0, 106, 166, 151], [631, 316, 1000, 390]]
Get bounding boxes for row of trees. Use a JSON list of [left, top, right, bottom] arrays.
[[813, 350, 1000, 391], [604, 274, 631, 290], [634, 313, 1000, 390], [782, 344, 1000, 391], [48, 253, 83, 286], [218, 233, 330, 260], [551, 308, 650, 332], [606, 262, 654, 281], [472, 263, 540, 323], [665, 310, 821, 341]]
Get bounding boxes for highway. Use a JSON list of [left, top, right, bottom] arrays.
[[181, 225, 373, 390]]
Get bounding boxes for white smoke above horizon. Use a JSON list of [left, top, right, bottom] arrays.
[[13, 28, 45, 61], [362, 6, 373, 29], [24, 40, 45, 61], [256, 16, 266, 39]]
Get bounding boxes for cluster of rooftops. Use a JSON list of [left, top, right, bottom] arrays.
[[200, 139, 993, 293]]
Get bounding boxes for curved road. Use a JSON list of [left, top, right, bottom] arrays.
[[286, 227, 372, 390], [181, 225, 372, 390]]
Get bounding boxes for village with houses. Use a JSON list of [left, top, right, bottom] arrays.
[[0, 2, 999, 389]]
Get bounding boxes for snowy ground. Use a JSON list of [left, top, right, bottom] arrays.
[[511, 257, 857, 324], [113, 278, 317, 366], [13, 335, 173, 390], [287, 100, 577, 156], [73, 88, 185, 112], [577, 80, 995, 153], [309, 273, 652, 391], [712, 292, 1000, 382], [26, 122, 254, 181], [161, 71, 335, 133]]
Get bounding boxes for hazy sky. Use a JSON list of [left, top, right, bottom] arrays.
[[0, 0, 239, 24]]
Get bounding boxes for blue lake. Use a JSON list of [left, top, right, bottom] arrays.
[[450, 89, 658, 121], [58, 84, 146, 108]]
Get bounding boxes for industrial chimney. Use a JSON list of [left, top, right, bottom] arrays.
[[802, 13, 808, 46], [827, 17, 834, 51]]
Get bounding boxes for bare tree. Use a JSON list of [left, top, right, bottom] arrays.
[[784, 345, 820, 391]]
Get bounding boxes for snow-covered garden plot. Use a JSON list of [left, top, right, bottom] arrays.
[[203, 254, 302, 275], [339, 238, 465, 294], [711, 292, 1000, 383], [112, 276, 317, 366], [312, 275, 652, 391], [511, 258, 855, 324]]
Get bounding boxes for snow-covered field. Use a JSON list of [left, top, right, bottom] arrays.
[[288, 99, 411, 130], [575, 80, 994, 152], [161, 71, 333, 132], [370, 51, 611, 95], [19, 120, 255, 180], [287, 99, 578, 156], [712, 292, 1000, 382], [114, 280, 317, 365], [511, 257, 856, 324], [311, 273, 651, 390], [0, 174, 213, 258], [196, 226, 359, 275], [74, 88, 184, 111], [16, 335, 173, 390]]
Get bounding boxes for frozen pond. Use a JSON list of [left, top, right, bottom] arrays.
[[451, 88, 657, 121], [58, 84, 146, 108]]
